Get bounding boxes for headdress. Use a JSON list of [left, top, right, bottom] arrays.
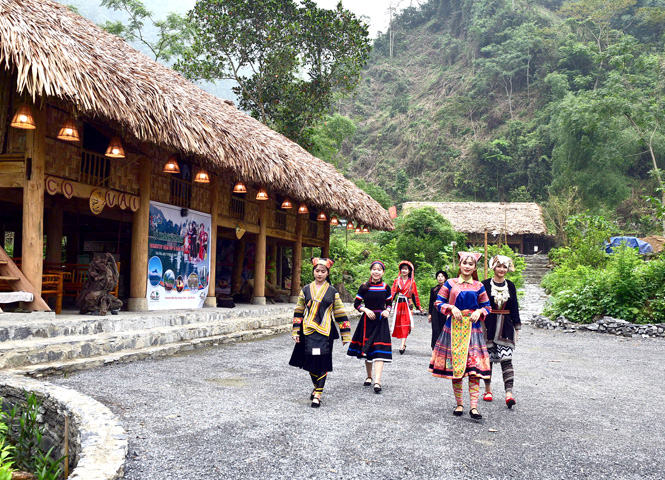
[[458, 251, 482, 264], [489, 255, 515, 272], [370, 260, 385, 271], [398, 260, 414, 279], [311, 257, 334, 270]]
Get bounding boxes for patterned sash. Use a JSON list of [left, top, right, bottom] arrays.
[[302, 282, 331, 336], [451, 310, 473, 379]]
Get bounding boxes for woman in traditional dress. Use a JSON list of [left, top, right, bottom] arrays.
[[429, 252, 491, 420], [391, 260, 422, 354], [481, 255, 521, 408], [289, 258, 351, 408], [347, 261, 393, 393], [428, 270, 448, 350]]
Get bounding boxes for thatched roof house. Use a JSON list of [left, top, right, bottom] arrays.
[[0, 0, 392, 231], [402, 202, 552, 253]]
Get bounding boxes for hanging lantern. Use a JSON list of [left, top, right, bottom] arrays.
[[317, 211, 327, 222], [362, 225, 370, 234], [346, 221, 354, 230], [56, 118, 80, 142], [10, 104, 36, 129], [194, 169, 210, 183], [330, 215, 339, 226], [256, 187, 269, 200], [105, 136, 125, 158], [233, 181, 247, 193], [281, 197, 293, 209], [163, 155, 180, 174], [355, 225, 362, 234], [298, 203, 309, 214]]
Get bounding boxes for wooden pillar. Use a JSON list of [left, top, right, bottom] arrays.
[[45, 205, 63, 264], [232, 238, 245, 293], [204, 181, 220, 307], [290, 214, 303, 302], [128, 157, 151, 311], [276, 246, 283, 288], [21, 103, 45, 301], [252, 201, 267, 304], [268, 241, 277, 286], [322, 222, 330, 257]]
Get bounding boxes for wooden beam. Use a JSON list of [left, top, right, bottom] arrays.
[[21, 103, 46, 303], [205, 181, 220, 306], [128, 157, 151, 311], [290, 214, 303, 301], [252, 200, 267, 304]]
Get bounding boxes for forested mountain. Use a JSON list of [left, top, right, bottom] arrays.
[[337, 0, 665, 235]]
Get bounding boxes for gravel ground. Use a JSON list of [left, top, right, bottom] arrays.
[[50, 307, 665, 480]]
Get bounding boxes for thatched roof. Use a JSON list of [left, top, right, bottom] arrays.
[[0, 0, 393, 231], [402, 202, 549, 235]]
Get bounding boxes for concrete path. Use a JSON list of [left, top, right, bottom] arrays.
[[51, 310, 665, 479]]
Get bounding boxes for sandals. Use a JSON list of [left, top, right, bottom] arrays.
[[453, 405, 464, 416], [506, 393, 516, 409], [311, 394, 321, 408], [483, 392, 493, 402], [469, 408, 483, 420], [373, 383, 382, 394], [363, 377, 373, 387]]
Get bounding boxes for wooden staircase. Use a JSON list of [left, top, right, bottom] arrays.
[[0, 246, 50, 313]]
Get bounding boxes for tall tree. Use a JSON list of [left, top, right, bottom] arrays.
[[100, 0, 193, 62], [176, 0, 371, 147]]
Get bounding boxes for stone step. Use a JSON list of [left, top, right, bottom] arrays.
[[0, 314, 293, 369], [0, 305, 296, 342], [4, 324, 292, 377]]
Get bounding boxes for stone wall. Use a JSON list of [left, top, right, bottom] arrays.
[[0, 374, 126, 480], [532, 315, 665, 338]]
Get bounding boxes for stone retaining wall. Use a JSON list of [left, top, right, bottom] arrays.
[[532, 314, 665, 338], [0, 374, 126, 480]]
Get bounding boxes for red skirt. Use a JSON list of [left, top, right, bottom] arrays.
[[392, 297, 412, 339]]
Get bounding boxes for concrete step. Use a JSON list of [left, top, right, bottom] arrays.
[[4, 324, 292, 377], [0, 314, 293, 369], [0, 305, 295, 341]]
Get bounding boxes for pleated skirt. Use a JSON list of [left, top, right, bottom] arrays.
[[429, 316, 491, 379]]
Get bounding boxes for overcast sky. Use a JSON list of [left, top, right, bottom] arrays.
[[149, 0, 409, 38]]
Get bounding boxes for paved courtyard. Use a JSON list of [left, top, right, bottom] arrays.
[[52, 312, 665, 479]]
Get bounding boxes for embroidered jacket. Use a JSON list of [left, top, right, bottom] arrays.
[[292, 282, 351, 342], [391, 276, 421, 310], [354, 281, 393, 313], [435, 278, 491, 319]]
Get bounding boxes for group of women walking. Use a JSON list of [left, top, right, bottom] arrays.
[[289, 252, 521, 419]]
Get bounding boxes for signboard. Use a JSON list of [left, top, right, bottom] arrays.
[[146, 201, 211, 310]]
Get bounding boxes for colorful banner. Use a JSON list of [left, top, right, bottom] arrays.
[[146, 201, 211, 310]]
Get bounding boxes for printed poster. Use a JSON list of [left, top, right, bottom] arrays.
[[147, 201, 211, 310]]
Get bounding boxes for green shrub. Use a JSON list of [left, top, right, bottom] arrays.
[[0, 392, 65, 480]]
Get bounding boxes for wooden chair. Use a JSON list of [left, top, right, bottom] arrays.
[[40, 272, 63, 314]]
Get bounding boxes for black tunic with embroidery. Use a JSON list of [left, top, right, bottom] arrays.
[[347, 281, 393, 362], [289, 282, 351, 373], [481, 279, 521, 348]]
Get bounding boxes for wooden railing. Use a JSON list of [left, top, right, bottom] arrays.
[[230, 197, 245, 220], [80, 150, 110, 187], [275, 211, 287, 230], [170, 177, 192, 208]]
